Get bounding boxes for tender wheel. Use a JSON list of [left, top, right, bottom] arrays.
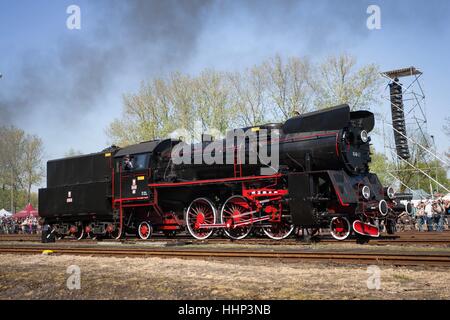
[[74, 226, 85, 241], [186, 198, 216, 240], [111, 226, 123, 240], [55, 231, 65, 240], [330, 217, 351, 241], [221, 195, 254, 240], [138, 222, 152, 240], [263, 220, 294, 240], [85, 226, 97, 240]]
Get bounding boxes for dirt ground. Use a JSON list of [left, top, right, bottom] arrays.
[[0, 253, 449, 300]]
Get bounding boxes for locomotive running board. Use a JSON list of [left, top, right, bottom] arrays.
[[352, 220, 380, 237]]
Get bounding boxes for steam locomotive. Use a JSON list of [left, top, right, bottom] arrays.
[[39, 104, 405, 242]]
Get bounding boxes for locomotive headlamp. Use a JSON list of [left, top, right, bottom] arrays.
[[386, 186, 395, 199], [360, 130, 369, 143], [405, 202, 413, 215], [361, 185, 371, 200], [379, 200, 388, 216]]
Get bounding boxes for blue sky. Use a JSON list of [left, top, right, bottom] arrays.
[[0, 0, 449, 174]]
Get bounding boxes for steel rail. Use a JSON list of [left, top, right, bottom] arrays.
[[1, 235, 450, 245], [0, 245, 449, 266]]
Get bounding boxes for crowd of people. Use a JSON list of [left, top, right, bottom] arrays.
[[404, 198, 450, 232], [0, 215, 40, 234], [397, 198, 450, 232]]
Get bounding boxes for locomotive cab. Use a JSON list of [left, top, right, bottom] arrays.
[[113, 140, 161, 202], [113, 153, 151, 200]]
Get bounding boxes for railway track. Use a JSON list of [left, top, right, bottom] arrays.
[[0, 244, 449, 266], [1, 233, 450, 246]]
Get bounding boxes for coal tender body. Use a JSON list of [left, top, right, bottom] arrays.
[[39, 104, 400, 241]]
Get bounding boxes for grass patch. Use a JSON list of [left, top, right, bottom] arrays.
[[392, 273, 414, 282]]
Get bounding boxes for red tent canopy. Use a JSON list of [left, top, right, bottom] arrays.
[[13, 203, 39, 219]]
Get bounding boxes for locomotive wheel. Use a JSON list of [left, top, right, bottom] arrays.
[[87, 232, 97, 240], [329, 217, 351, 241], [85, 226, 97, 240], [262, 221, 295, 240], [55, 232, 65, 240], [221, 195, 253, 240], [138, 222, 152, 240], [111, 227, 123, 240], [186, 198, 216, 240], [74, 227, 85, 241]]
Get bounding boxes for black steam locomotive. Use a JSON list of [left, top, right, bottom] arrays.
[[39, 104, 401, 242]]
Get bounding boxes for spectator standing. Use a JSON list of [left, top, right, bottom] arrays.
[[445, 200, 450, 229], [28, 216, 33, 234], [0, 218, 4, 234], [425, 200, 434, 231], [416, 202, 426, 231], [21, 218, 28, 234], [434, 199, 445, 232]]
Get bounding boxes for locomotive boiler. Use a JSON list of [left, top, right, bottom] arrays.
[[39, 104, 398, 242]]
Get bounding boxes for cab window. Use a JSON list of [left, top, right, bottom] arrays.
[[117, 153, 149, 172], [132, 153, 148, 170]]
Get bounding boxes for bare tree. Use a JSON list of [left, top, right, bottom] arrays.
[[168, 72, 197, 139], [193, 69, 232, 135], [108, 71, 235, 145], [228, 65, 269, 127], [169, 71, 236, 141], [108, 53, 383, 146], [311, 53, 381, 111], [0, 126, 44, 210], [0, 126, 25, 189], [22, 135, 44, 203], [107, 79, 175, 146], [264, 55, 313, 121]]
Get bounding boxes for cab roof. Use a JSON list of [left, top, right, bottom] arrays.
[[114, 140, 161, 157]]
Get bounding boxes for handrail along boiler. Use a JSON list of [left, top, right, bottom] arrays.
[[39, 105, 401, 241]]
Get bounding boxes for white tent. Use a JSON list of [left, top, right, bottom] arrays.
[[0, 208, 12, 217], [409, 189, 432, 206], [411, 189, 431, 200]]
